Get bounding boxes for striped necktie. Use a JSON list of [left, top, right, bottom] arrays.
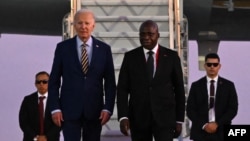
[[81, 44, 89, 74]]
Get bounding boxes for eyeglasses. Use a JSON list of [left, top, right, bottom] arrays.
[[206, 63, 219, 67], [35, 80, 48, 84]]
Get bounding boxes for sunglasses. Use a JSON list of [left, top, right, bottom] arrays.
[[206, 63, 219, 67], [35, 80, 48, 84]]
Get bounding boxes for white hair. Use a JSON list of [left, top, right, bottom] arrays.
[[73, 9, 95, 23]]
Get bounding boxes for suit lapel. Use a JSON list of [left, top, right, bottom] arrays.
[[31, 93, 39, 125], [201, 77, 209, 99], [44, 97, 50, 122], [215, 77, 224, 107], [154, 46, 163, 79], [89, 37, 98, 69], [137, 47, 149, 81], [198, 77, 209, 110], [70, 36, 85, 75], [153, 46, 170, 81]]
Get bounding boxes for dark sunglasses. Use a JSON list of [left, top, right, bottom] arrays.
[[206, 63, 219, 67], [35, 80, 48, 84]]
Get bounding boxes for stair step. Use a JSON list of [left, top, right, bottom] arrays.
[[95, 16, 169, 22], [111, 47, 134, 54], [95, 22, 169, 32], [82, 0, 169, 16], [82, 0, 168, 6], [93, 32, 169, 38]]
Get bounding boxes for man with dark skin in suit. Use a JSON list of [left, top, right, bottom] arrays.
[[117, 20, 186, 141]]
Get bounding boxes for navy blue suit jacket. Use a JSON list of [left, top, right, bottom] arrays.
[[48, 36, 116, 120]]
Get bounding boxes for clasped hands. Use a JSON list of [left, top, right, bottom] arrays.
[[35, 135, 47, 141]]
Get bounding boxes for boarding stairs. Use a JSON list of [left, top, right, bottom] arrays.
[[63, 0, 189, 139]]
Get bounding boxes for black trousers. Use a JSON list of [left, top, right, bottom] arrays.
[[62, 118, 102, 141]]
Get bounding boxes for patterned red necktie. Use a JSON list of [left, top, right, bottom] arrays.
[[39, 96, 45, 135]]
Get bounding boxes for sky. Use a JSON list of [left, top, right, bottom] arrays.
[[0, 34, 250, 140]]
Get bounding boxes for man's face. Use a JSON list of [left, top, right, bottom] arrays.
[[74, 12, 95, 42], [35, 74, 49, 94], [204, 58, 221, 78], [139, 25, 159, 50]]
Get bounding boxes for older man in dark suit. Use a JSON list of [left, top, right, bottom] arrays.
[[48, 9, 116, 141], [117, 20, 186, 141], [186, 53, 238, 141]]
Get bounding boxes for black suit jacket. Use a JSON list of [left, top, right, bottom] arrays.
[[117, 45, 185, 129], [186, 76, 238, 140], [19, 92, 61, 141]]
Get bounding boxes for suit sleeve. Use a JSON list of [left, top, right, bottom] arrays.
[[216, 82, 238, 126], [48, 44, 63, 112], [19, 97, 37, 138], [186, 82, 207, 128], [116, 53, 130, 121], [103, 45, 116, 115]]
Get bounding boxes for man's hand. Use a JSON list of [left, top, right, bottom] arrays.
[[52, 112, 63, 127], [37, 135, 47, 141], [173, 123, 182, 138], [120, 119, 130, 136], [99, 111, 111, 125], [204, 122, 218, 133]]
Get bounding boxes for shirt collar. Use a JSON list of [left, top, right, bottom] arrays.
[[38, 92, 48, 98], [76, 36, 93, 48], [206, 76, 219, 83], [143, 43, 159, 54]]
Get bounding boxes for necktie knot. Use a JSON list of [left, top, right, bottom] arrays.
[[82, 43, 87, 48], [39, 96, 45, 101], [147, 51, 154, 56], [210, 80, 215, 84]]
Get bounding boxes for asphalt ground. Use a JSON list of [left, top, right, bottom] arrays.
[[100, 130, 191, 141]]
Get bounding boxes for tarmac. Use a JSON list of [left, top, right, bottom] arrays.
[[101, 130, 130, 141], [101, 135, 131, 141], [101, 136, 191, 141], [59, 120, 191, 141], [100, 130, 191, 141], [59, 130, 191, 141]]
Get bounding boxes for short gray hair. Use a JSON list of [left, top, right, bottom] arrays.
[[73, 9, 95, 24]]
